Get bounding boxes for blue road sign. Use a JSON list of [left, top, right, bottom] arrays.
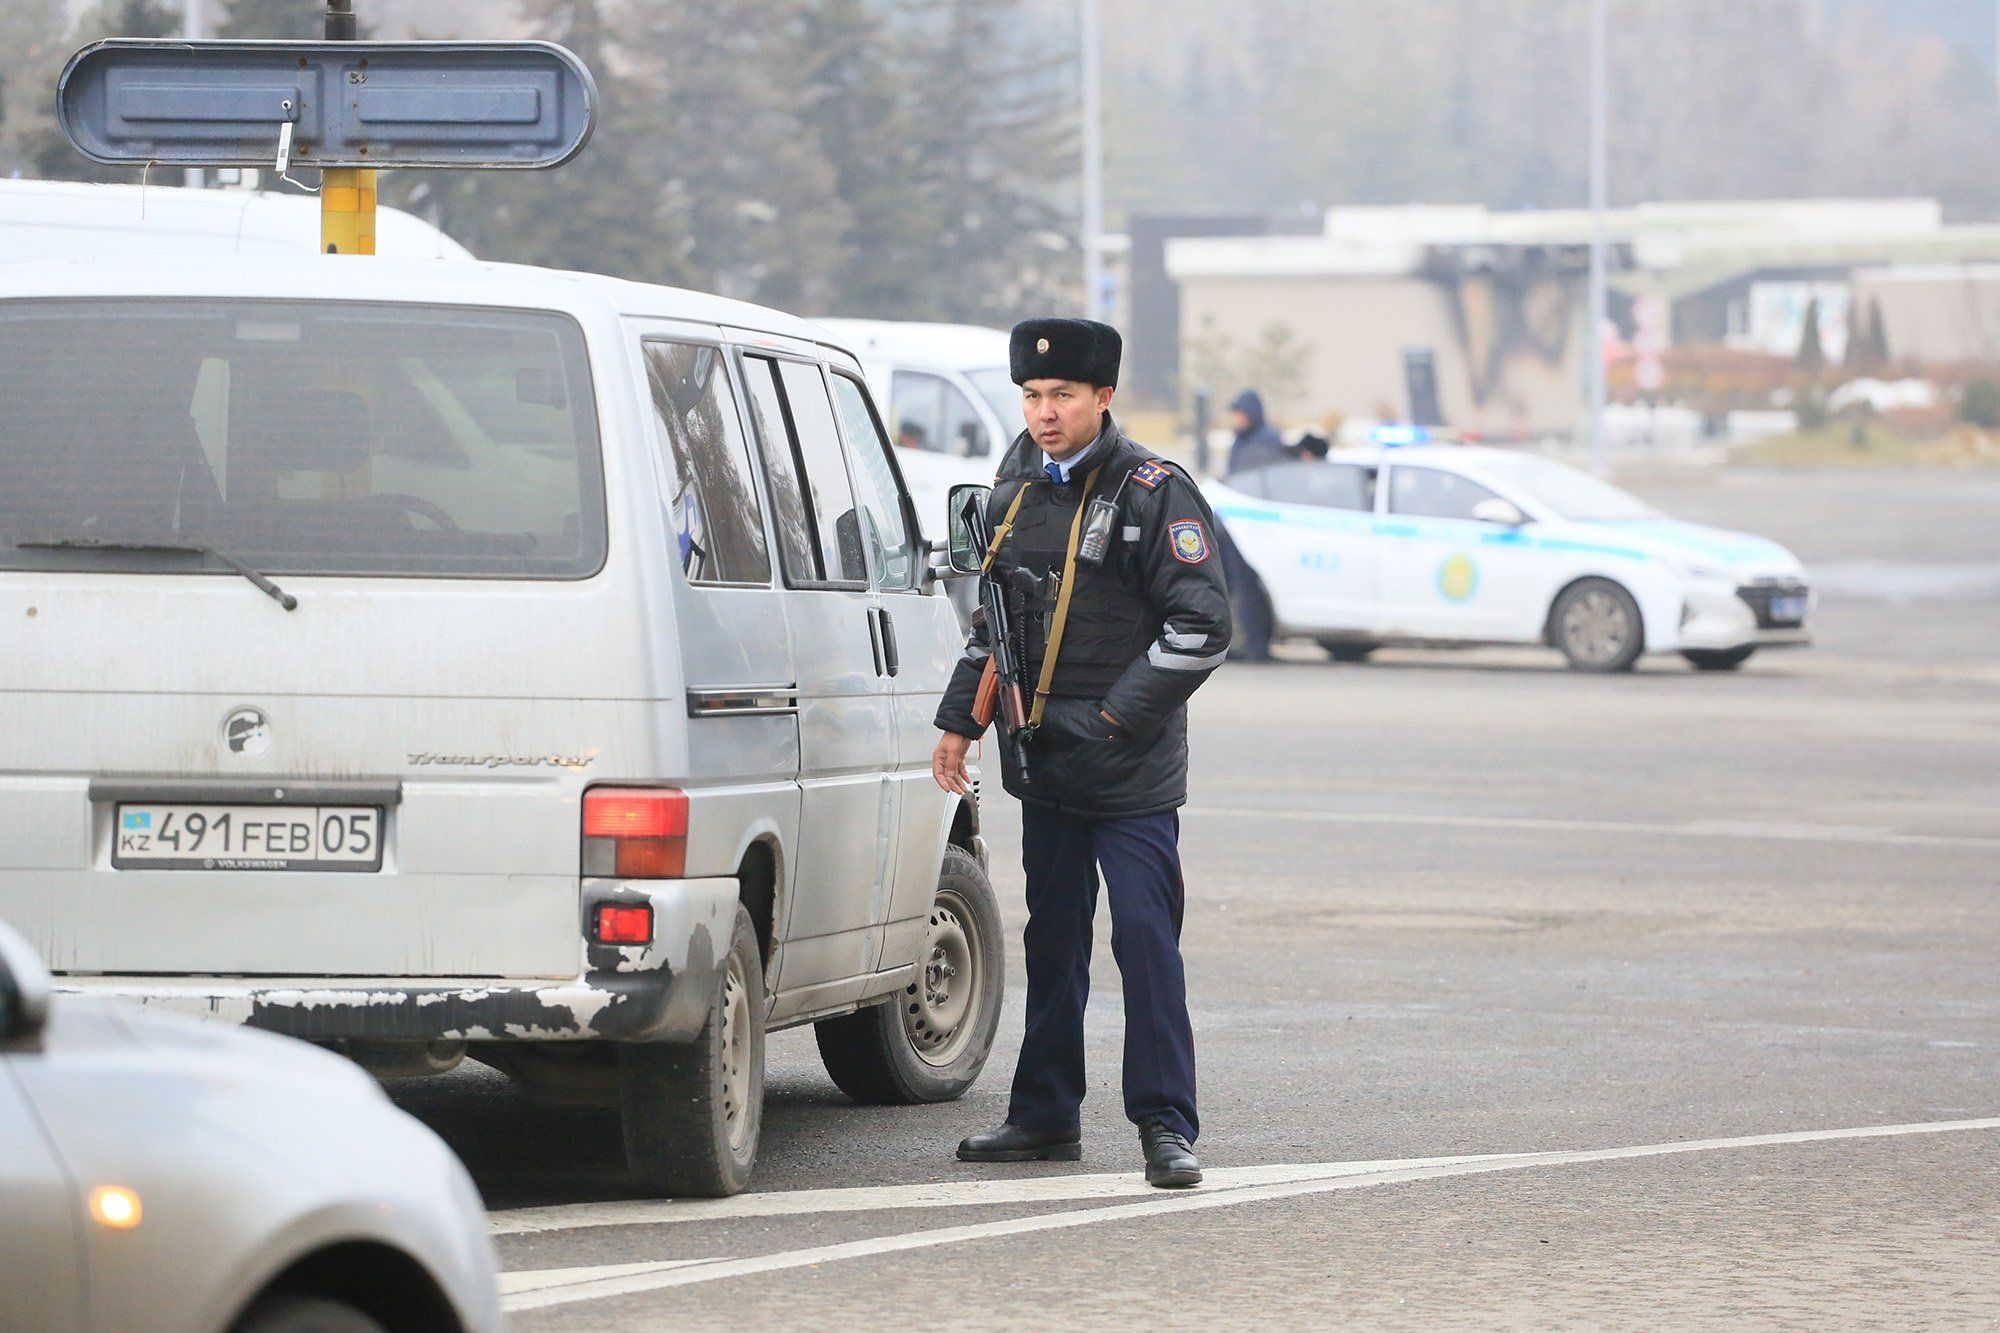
[[58, 40, 595, 170]]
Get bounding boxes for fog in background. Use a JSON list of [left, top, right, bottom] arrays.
[[6, 0, 2000, 317]]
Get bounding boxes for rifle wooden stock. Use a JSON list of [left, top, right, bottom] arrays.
[[972, 656, 999, 728]]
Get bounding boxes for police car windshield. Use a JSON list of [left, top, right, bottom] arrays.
[[0, 298, 606, 580], [1479, 457, 1659, 523], [967, 368, 1024, 436]]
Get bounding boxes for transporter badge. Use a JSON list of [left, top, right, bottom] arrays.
[[222, 706, 271, 758]]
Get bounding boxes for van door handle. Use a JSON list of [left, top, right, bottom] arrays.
[[865, 608, 886, 676], [879, 609, 900, 677]]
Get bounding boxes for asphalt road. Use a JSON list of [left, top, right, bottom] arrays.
[[393, 465, 2000, 1329]]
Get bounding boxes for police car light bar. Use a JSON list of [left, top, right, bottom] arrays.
[[57, 39, 596, 170], [1373, 425, 1429, 447]]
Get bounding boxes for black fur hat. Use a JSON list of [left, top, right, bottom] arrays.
[[1010, 318, 1123, 388]]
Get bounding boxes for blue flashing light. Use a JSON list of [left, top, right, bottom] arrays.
[[1373, 424, 1428, 447]]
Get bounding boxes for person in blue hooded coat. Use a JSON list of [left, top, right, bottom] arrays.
[[1219, 389, 1284, 660], [1224, 389, 1289, 476]]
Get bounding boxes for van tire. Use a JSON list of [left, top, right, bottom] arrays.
[[814, 846, 1002, 1105], [619, 904, 764, 1197], [1551, 578, 1645, 673]]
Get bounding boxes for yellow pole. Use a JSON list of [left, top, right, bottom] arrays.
[[320, 166, 377, 255]]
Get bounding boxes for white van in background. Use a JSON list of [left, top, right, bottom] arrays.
[[0, 177, 471, 261], [813, 319, 1020, 539]]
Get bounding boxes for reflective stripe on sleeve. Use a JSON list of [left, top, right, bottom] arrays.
[[1148, 643, 1228, 671]]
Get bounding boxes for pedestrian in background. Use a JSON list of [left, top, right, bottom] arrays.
[[933, 317, 1230, 1188], [1224, 389, 1288, 475], [1219, 388, 1283, 661]]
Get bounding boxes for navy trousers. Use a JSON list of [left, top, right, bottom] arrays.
[[1007, 806, 1200, 1143]]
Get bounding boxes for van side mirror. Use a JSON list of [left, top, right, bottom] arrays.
[[1471, 497, 1528, 527], [0, 920, 53, 1043], [945, 484, 993, 576]]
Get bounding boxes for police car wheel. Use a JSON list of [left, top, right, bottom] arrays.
[[1552, 578, 1645, 673], [1682, 646, 1756, 672], [1317, 639, 1377, 663], [814, 846, 1003, 1105], [619, 904, 765, 1197]]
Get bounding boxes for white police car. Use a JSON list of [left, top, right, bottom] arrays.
[[1207, 442, 1812, 672]]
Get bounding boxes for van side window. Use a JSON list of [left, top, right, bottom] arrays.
[[642, 341, 770, 585], [890, 370, 946, 453], [891, 370, 991, 459], [740, 355, 819, 583], [777, 361, 868, 584], [830, 374, 918, 591]]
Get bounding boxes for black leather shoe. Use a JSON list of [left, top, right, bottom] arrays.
[[1139, 1119, 1202, 1187], [957, 1123, 1083, 1163]]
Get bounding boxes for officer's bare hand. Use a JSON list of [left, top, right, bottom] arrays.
[[932, 731, 973, 795]]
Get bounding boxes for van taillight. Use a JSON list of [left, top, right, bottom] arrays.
[[582, 788, 688, 879]]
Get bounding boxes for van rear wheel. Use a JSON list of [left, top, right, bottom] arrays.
[[815, 846, 1002, 1104], [619, 904, 764, 1197]]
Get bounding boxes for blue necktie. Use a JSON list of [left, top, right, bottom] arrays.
[[1045, 461, 1064, 486]]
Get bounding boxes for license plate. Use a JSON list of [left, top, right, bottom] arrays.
[[113, 804, 383, 872], [1769, 595, 1808, 624]]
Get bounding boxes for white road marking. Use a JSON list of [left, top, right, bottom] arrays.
[[1183, 804, 2000, 851], [498, 1259, 718, 1296], [489, 1151, 1523, 1236], [497, 1115, 2000, 1313]]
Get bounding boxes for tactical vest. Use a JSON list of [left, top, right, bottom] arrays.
[[992, 451, 1156, 698]]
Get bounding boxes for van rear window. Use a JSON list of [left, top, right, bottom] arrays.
[[0, 300, 606, 579]]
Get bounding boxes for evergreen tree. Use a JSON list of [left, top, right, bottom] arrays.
[[900, 0, 1077, 324], [1796, 298, 1826, 376], [1866, 297, 1891, 369], [384, 0, 670, 286], [16, 0, 182, 183], [216, 0, 342, 41], [623, 0, 850, 311], [800, 0, 933, 317]]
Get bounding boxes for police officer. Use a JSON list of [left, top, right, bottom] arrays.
[[931, 317, 1231, 1188]]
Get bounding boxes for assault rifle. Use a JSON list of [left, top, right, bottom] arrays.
[[964, 494, 1035, 784]]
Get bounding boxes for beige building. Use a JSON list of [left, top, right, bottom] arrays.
[[1165, 200, 2000, 437], [1852, 264, 2000, 364], [1167, 209, 1591, 437]]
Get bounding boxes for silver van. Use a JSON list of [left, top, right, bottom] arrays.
[[0, 255, 1000, 1197]]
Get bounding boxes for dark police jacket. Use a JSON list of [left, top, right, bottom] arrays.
[[934, 416, 1232, 818]]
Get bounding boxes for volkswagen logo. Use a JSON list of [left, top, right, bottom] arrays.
[[222, 707, 272, 759]]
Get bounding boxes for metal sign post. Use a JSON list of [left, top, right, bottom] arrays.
[[321, 0, 371, 255]]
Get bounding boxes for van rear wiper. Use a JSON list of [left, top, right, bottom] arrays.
[[14, 538, 298, 611]]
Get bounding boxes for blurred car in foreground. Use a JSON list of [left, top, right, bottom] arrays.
[[1207, 444, 1813, 672], [0, 921, 499, 1333]]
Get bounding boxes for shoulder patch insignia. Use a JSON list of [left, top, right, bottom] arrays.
[[1130, 460, 1172, 491], [1168, 518, 1210, 564]]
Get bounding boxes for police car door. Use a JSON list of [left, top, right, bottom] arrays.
[[739, 353, 895, 1014], [1376, 462, 1542, 641], [1229, 460, 1382, 634]]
